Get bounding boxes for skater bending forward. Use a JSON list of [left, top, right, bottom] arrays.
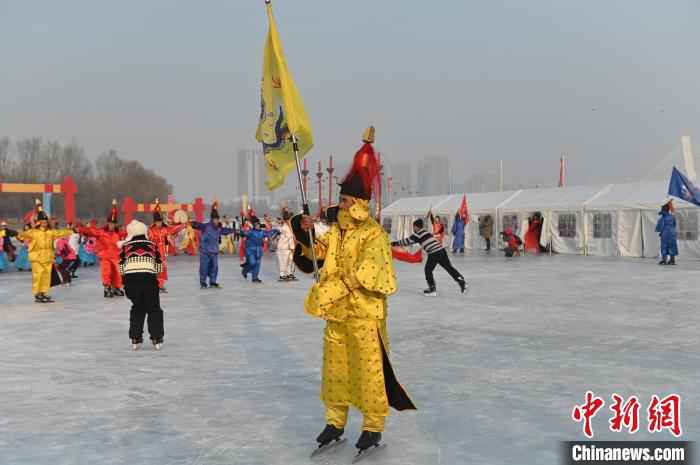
[[119, 220, 164, 351], [391, 218, 468, 296], [293, 127, 416, 459]]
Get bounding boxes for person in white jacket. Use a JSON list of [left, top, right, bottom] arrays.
[[276, 210, 296, 281]]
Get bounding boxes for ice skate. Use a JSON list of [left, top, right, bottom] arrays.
[[352, 431, 385, 463], [658, 258, 667, 265], [209, 282, 222, 289], [310, 424, 346, 458], [669, 257, 676, 265], [41, 294, 55, 303], [152, 340, 163, 351], [112, 288, 125, 297], [457, 277, 469, 294], [241, 269, 248, 279], [34, 294, 48, 304], [252, 278, 262, 284], [131, 339, 142, 351], [200, 282, 208, 289], [423, 287, 437, 297], [104, 287, 114, 298], [278, 275, 289, 282]]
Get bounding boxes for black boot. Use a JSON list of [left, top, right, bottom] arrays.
[[457, 277, 468, 294], [658, 257, 667, 265], [355, 431, 382, 451], [104, 286, 114, 298], [112, 287, 125, 296], [669, 256, 676, 265], [423, 286, 437, 296], [316, 424, 344, 446]]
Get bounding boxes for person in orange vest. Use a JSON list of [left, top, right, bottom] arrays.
[[148, 199, 185, 293], [80, 200, 127, 298]]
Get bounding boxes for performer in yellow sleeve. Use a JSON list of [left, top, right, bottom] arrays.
[[293, 127, 416, 460], [17, 201, 73, 303]]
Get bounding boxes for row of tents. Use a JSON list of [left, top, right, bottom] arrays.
[[381, 181, 700, 260]]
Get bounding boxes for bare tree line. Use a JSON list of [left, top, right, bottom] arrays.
[[0, 137, 172, 222]]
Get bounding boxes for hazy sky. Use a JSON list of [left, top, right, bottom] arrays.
[[1, 0, 698, 200]]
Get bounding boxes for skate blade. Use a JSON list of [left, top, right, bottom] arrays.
[[310, 437, 346, 458], [423, 293, 437, 297], [352, 442, 386, 463]]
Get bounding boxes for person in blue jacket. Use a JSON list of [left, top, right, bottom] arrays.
[[655, 201, 678, 265], [192, 202, 235, 288], [240, 216, 278, 283], [451, 213, 466, 254]]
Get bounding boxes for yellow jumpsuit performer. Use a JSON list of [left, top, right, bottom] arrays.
[[293, 127, 415, 459], [17, 201, 73, 303]]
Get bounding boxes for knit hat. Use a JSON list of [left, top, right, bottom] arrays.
[[339, 126, 380, 200]]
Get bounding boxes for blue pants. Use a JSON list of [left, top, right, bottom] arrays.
[[660, 234, 678, 257], [200, 252, 219, 285], [243, 251, 261, 280]]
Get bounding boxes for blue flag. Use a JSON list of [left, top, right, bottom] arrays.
[[668, 166, 700, 207]]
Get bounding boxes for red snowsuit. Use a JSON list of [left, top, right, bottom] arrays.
[[80, 226, 125, 288], [148, 223, 185, 288]]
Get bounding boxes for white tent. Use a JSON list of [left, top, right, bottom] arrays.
[[381, 181, 700, 260], [434, 191, 521, 250], [381, 195, 452, 240], [584, 182, 700, 258], [496, 184, 608, 254]]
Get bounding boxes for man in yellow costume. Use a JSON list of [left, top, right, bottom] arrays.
[[17, 200, 73, 303], [293, 127, 416, 460]]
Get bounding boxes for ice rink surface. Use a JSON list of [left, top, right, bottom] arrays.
[[1, 252, 698, 465]]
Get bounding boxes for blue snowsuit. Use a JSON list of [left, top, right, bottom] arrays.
[[451, 217, 466, 253], [655, 211, 678, 258], [16, 246, 31, 271], [192, 221, 235, 285], [241, 228, 278, 281]]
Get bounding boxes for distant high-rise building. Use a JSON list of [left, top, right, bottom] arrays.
[[234, 148, 267, 211], [417, 155, 450, 196], [389, 161, 412, 200]]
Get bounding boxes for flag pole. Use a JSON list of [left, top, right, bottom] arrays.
[[292, 134, 320, 281]]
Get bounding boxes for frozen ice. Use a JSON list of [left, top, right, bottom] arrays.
[[1, 253, 698, 464]]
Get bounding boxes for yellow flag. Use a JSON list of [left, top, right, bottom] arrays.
[[256, 2, 314, 191]]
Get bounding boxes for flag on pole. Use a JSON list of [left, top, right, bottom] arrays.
[[458, 194, 470, 223], [558, 155, 565, 187], [668, 166, 700, 207], [256, 1, 314, 191]]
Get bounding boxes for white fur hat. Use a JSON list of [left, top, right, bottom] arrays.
[[118, 220, 148, 248]]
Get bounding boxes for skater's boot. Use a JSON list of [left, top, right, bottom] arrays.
[[209, 282, 222, 289], [35, 294, 46, 303], [152, 338, 163, 351], [112, 287, 125, 297], [423, 286, 437, 297], [457, 277, 469, 294], [131, 338, 142, 351], [41, 293, 55, 303], [316, 424, 344, 446], [669, 256, 676, 265], [355, 430, 382, 452], [252, 278, 262, 283], [658, 257, 668, 265], [200, 282, 208, 289], [104, 286, 114, 298]]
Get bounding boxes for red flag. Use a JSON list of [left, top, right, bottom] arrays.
[[559, 155, 565, 187], [391, 247, 422, 263], [458, 194, 470, 223]]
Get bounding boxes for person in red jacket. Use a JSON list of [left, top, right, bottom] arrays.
[[80, 200, 126, 298], [147, 199, 185, 293]]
